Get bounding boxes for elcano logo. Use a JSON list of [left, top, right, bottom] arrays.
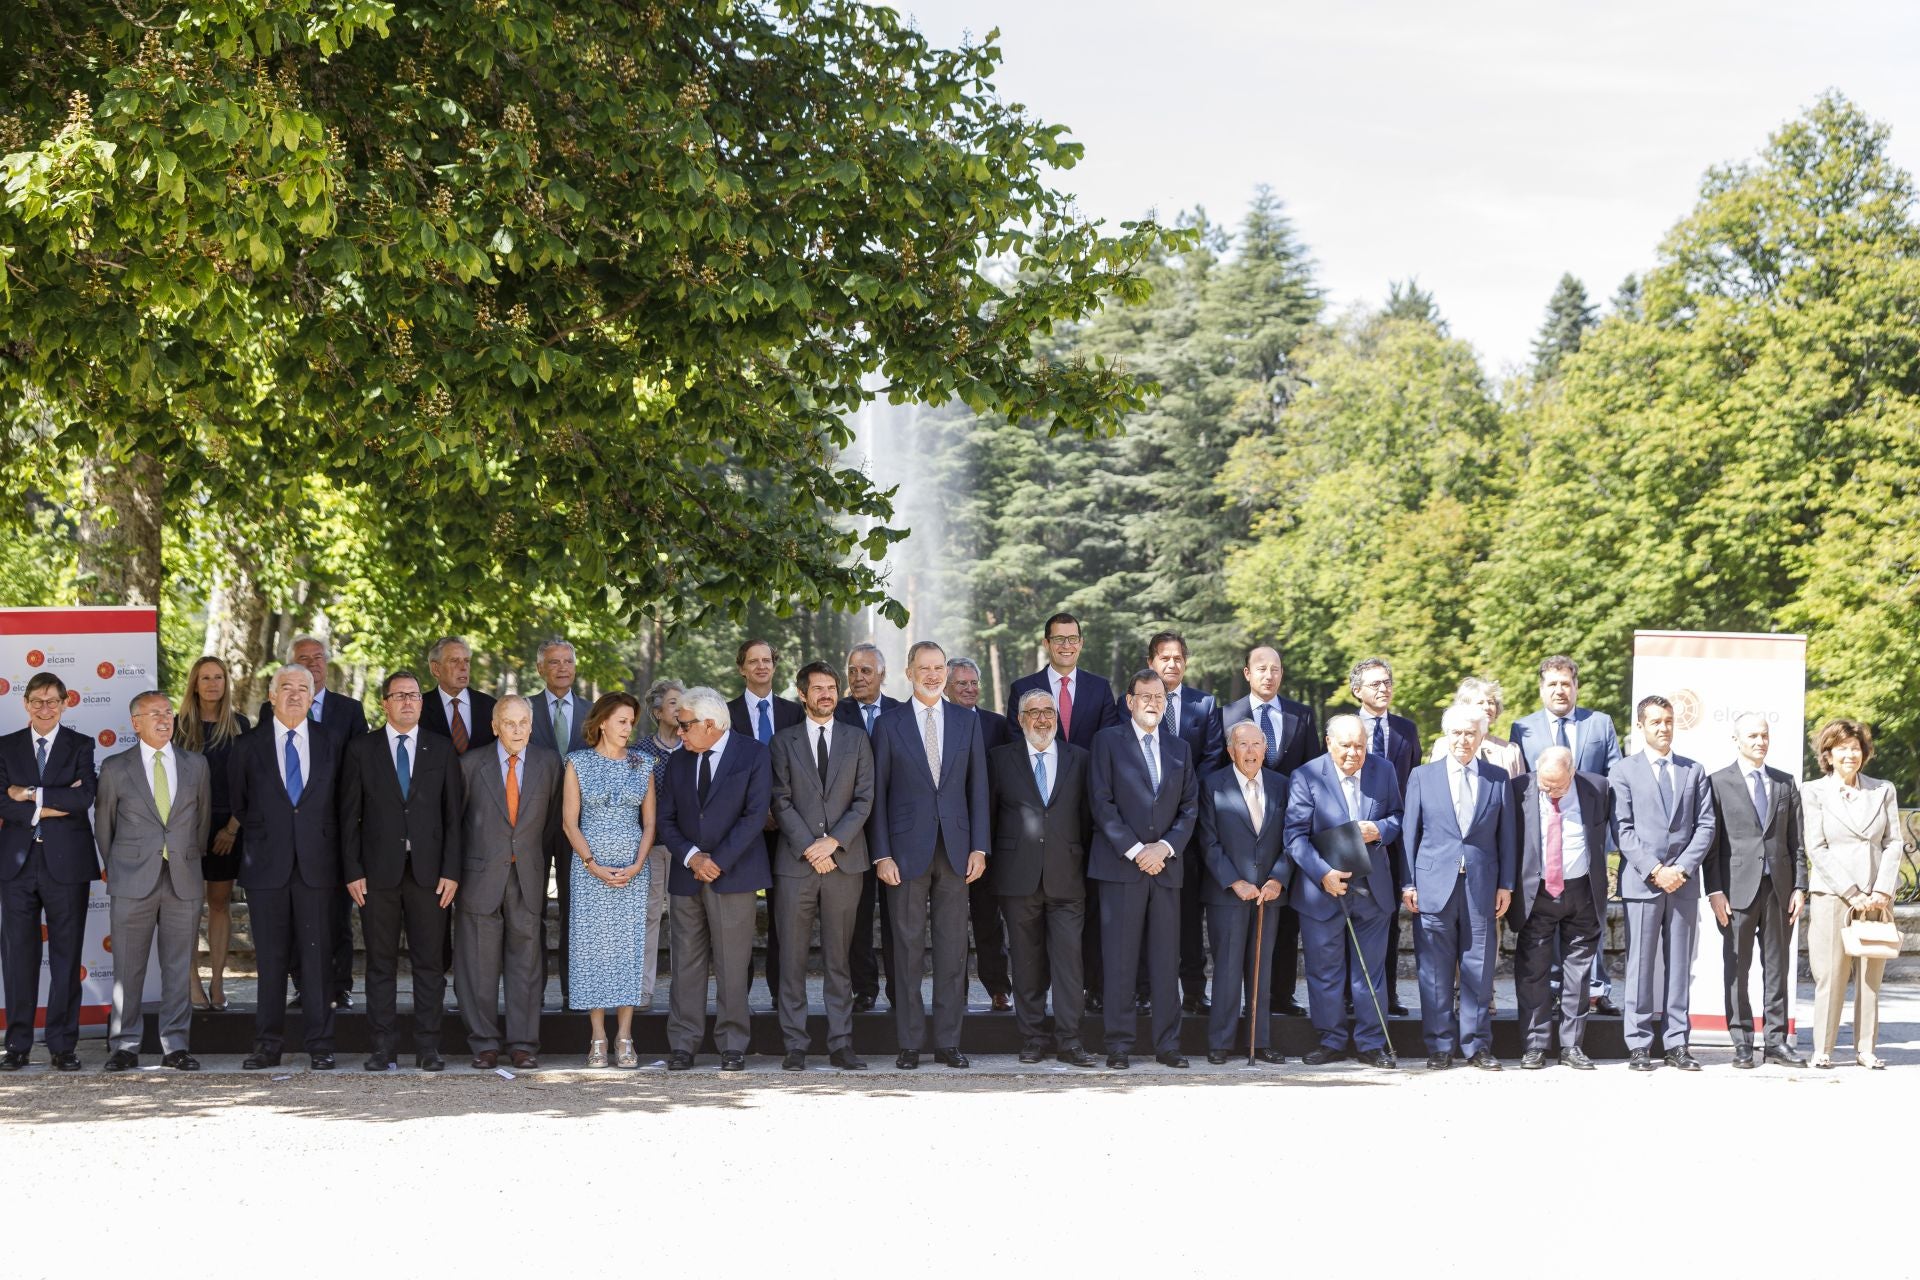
[[65, 690, 81, 708], [25, 650, 44, 668], [0, 678, 9, 696], [1668, 688, 1705, 732], [97, 661, 117, 680], [97, 729, 118, 748]]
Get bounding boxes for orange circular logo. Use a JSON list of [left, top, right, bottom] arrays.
[[78, 964, 88, 982], [1668, 688, 1704, 732], [96, 661, 116, 680], [66, 690, 81, 707], [102, 935, 113, 954], [25, 650, 45, 667], [0, 678, 9, 696], [97, 729, 117, 748]]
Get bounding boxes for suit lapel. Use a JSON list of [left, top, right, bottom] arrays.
[[1467, 762, 1495, 833], [479, 751, 510, 822]]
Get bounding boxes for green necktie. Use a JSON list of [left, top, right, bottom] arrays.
[[152, 750, 171, 860]]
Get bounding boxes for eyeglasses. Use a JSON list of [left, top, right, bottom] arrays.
[[1046, 635, 1083, 646], [1359, 679, 1393, 691], [674, 717, 696, 729], [383, 692, 423, 702], [25, 697, 64, 710], [1020, 709, 1058, 720], [1131, 693, 1167, 706]]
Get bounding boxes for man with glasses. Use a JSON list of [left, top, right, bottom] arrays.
[[1344, 658, 1418, 1016], [0, 673, 99, 1072]]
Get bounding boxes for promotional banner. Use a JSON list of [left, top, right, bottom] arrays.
[[0, 606, 163, 1040], [1629, 630, 1807, 1045]]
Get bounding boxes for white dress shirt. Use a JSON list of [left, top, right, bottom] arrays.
[[1030, 740, 1058, 799], [141, 740, 178, 810], [808, 717, 835, 759], [1122, 724, 1167, 863], [385, 723, 416, 778], [273, 718, 312, 791], [912, 694, 944, 764], [683, 730, 733, 866], [1239, 767, 1265, 835], [1540, 783, 1590, 879], [1550, 711, 1580, 761], [440, 688, 470, 731]]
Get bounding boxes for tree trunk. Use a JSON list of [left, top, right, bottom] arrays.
[[76, 450, 164, 606], [203, 553, 271, 706]]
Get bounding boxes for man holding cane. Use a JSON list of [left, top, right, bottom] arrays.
[[1198, 722, 1291, 1064]]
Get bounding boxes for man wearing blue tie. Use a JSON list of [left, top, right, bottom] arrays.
[[1345, 658, 1417, 1017], [727, 639, 803, 1005], [835, 643, 902, 1013]]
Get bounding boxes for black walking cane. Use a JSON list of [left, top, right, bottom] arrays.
[[1341, 896, 1393, 1053]]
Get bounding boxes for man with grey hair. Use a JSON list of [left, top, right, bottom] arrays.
[[948, 655, 1014, 1010], [837, 641, 903, 1012], [1343, 657, 1417, 1016], [527, 637, 590, 1005], [420, 636, 497, 755], [1509, 746, 1611, 1068]]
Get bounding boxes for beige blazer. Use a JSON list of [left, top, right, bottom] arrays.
[[1802, 773, 1903, 899]]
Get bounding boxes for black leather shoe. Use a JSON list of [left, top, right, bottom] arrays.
[[1627, 1048, 1656, 1071], [0, 1050, 26, 1071], [161, 1050, 200, 1071], [310, 1053, 336, 1071], [1254, 1048, 1286, 1065], [418, 1053, 445, 1073], [1388, 1003, 1410, 1018], [1559, 1046, 1595, 1071], [1732, 1047, 1756, 1069], [104, 1050, 139, 1072], [782, 1051, 807, 1071], [1468, 1050, 1501, 1071], [1765, 1046, 1808, 1068], [364, 1053, 396, 1072], [1134, 996, 1152, 1015], [1018, 1043, 1047, 1064], [1663, 1048, 1702, 1072], [52, 1050, 82, 1072], [1520, 1049, 1548, 1070], [1357, 1049, 1397, 1070], [1276, 999, 1308, 1017], [852, 994, 876, 1014], [1182, 994, 1212, 1014], [241, 1050, 282, 1070], [1057, 1043, 1097, 1068], [1085, 994, 1104, 1012], [719, 1051, 746, 1072], [333, 990, 354, 1010], [1106, 1052, 1130, 1070], [934, 1047, 970, 1068], [829, 1049, 867, 1071], [1302, 1048, 1348, 1066], [1426, 1052, 1453, 1071], [1206, 1049, 1232, 1064], [895, 1050, 919, 1070], [666, 1051, 695, 1071], [1154, 1051, 1189, 1068], [1592, 995, 1622, 1017]]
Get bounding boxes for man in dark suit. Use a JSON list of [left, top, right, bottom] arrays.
[[1221, 644, 1317, 1016], [658, 686, 773, 1071], [1088, 670, 1200, 1070], [871, 641, 990, 1069], [1005, 612, 1119, 1011], [230, 663, 349, 1070], [1609, 695, 1717, 1072], [989, 689, 1097, 1067], [727, 638, 803, 1007], [836, 642, 902, 1013], [1705, 713, 1807, 1068], [769, 663, 874, 1071], [1402, 704, 1517, 1071], [947, 656, 1014, 1012], [419, 635, 497, 755], [1510, 747, 1611, 1069], [1342, 657, 1417, 1016], [1197, 722, 1291, 1064], [1148, 630, 1225, 1014], [1509, 654, 1624, 1015], [0, 673, 99, 1072], [526, 637, 591, 1005], [340, 670, 464, 1072], [1285, 714, 1404, 1069]]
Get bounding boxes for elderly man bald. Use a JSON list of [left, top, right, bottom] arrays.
[[1508, 747, 1612, 1069]]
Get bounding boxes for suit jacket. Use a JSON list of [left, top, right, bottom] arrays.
[[1510, 706, 1622, 777], [769, 718, 873, 877], [1087, 721, 1200, 887], [986, 740, 1091, 899], [1221, 694, 1318, 776], [340, 728, 465, 889], [1284, 753, 1404, 922], [1334, 707, 1419, 795], [1801, 774, 1903, 900], [1705, 763, 1807, 909], [1160, 685, 1227, 776], [973, 707, 1015, 754], [869, 698, 991, 880], [834, 693, 902, 735], [94, 745, 211, 900], [1197, 764, 1291, 907], [1401, 757, 1518, 914], [1608, 750, 1716, 902], [1510, 770, 1612, 930], [658, 732, 773, 895], [419, 686, 498, 753], [1005, 668, 1119, 751], [257, 690, 368, 741], [229, 717, 346, 891], [0, 723, 99, 884], [729, 691, 804, 744], [457, 744, 563, 914], [526, 688, 592, 755]]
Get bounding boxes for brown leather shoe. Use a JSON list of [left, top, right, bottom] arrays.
[[990, 992, 1013, 1012], [470, 1051, 498, 1070], [509, 1050, 539, 1070]]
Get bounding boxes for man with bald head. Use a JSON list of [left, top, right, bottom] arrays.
[[1198, 721, 1291, 1063], [1509, 746, 1612, 1068]]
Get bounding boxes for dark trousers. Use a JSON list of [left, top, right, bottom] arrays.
[[0, 845, 90, 1055], [1099, 875, 1181, 1055], [886, 852, 970, 1050], [1411, 877, 1498, 1058], [755, 832, 781, 1003], [850, 866, 897, 1005], [968, 874, 1011, 997], [1083, 879, 1104, 1000], [1268, 903, 1301, 1006], [250, 881, 338, 1054], [1301, 904, 1390, 1053], [1514, 878, 1601, 1052], [360, 877, 450, 1058], [1207, 898, 1281, 1051], [775, 870, 861, 1052], [1001, 889, 1086, 1047], [1136, 873, 1208, 1002], [294, 886, 355, 999], [1721, 874, 1792, 1051]]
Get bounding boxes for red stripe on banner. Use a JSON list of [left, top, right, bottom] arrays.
[[0, 607, 160, 636], [1691, 1015, 1798, 1034]]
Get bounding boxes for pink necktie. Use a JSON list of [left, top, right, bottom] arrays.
[[1544, 795, 1565, 897], [1057, 677, 1074, 742]]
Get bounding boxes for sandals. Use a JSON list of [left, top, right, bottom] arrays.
[[616, 1038, 639, 1069], [587, 1039, 609, 1068]]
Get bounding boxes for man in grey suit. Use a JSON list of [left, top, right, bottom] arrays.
[[1609, 694, 1717, 1071], [526, 637, 591, 1006], [455, 696, 563, 1070], [769, 662, 874, 1071], [1705, 713, 1807, 1068], [96, 691, 211, 1072]]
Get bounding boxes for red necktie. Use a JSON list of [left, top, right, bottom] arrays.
[[1057, 677, 1074, 742], [449, 697, 469, 753], [505, 753, 521, 862], [1544, 794, 1565, 897]]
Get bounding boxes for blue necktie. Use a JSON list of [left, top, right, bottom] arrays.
[[863, 703, 878, 735], [33, 735, 47, 840], [1257, 704, 1278, 768], [1554, 716, 1570, 750], [1164, 692, 1178, 737], [285, 730, 304, 805], [756, 698, 773, 744], [1749, 769, 1767, 825], [396, 733, 411, 801], [1654, 757, 1673, 816], [1033, 751, 1050, 804], [1141, 733, 1160, 794], [1372, 716, 1387, 757]]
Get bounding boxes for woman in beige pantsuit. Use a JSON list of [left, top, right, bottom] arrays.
[[1801, 718, 1904, 1069]]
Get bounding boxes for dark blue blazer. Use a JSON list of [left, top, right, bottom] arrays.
[[729, 691, 803, 742], [1005, 669, 1119, 751], [1197, 764, 1291, 906], [657, 731, 773, 895], [0, 724, 99, 884], [1401, 758, 1517, 913], [1158, 685, 1226, 776], [974, 707, 1015, 754], [1221, 694, 1317, 776], [1087, 722, 1200, 887], [1284, 753, 1404, 922], [869, 698, 990, 880], [229, 717, 347, 891], [1510, 706, 1622, 777], [834, 693, 902, 734], [1333, 707, 1419, 796]]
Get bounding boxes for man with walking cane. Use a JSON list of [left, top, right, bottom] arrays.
[[1198, 722, 1292, 1065], [1284, 715, 1404, 1069]]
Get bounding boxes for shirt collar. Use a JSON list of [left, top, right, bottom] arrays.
[[386, 723, 414, 747], [497, 741, 518, 767]]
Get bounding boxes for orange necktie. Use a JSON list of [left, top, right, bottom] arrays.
[[505, 753, 521, 860]]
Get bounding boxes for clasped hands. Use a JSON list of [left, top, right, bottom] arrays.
[[1231, 878, 1284, 903], [1648, 864, 1689, 894], [1136, 841, 1174, 875]]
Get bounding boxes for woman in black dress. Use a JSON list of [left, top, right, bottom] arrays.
[[178, 655, 249, 1011]]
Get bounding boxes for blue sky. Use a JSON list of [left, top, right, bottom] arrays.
[[899, 0, 1920, 374]]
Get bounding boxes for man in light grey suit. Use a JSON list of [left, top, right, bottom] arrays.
[[455, 696, 563, 1070], [96, 692, 211, 1072], [769, 662, 874, 1071], [1609, 694, 1717, 1071]]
